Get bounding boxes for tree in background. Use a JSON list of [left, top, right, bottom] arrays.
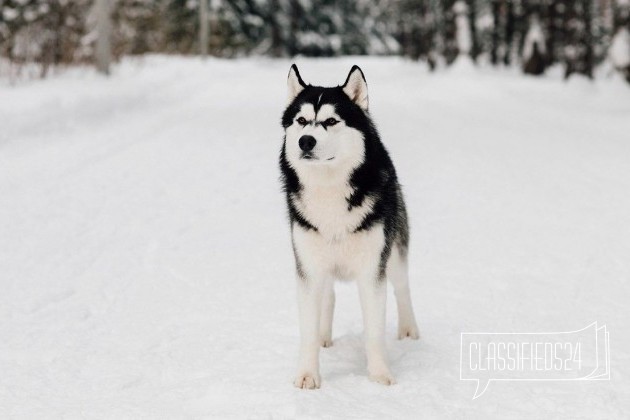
[[1, 0, 629, 84], [442, 0, 458, 63], [112, 0, 163, 57], [1, 0, 90, 77], [609, 26, 630, 80], [453, 1, 473, 62], [467, 0, 480, 60], [397, 0, 437, 67], [93, 0, 112, 75], [503, 0, 516, 64], [268, 0, 284, 57], [164, 0, 197, 53], [522, 13, 547, 74], [592, 0, 614, 64], [489, 0, 500, 64], [563, 0, 594, 78], [609, 0, 630, 81], [199, 0, 208, 57]]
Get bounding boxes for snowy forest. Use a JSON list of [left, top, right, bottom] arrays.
[[1, 0, 630, 82]]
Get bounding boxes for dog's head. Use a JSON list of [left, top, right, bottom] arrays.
[[281, 65, 371, 174]]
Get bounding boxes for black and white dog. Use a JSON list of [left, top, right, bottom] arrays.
[[280, 65, 419, 389]]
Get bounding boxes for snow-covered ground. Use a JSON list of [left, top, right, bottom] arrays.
[[1, 56, 630, 418]]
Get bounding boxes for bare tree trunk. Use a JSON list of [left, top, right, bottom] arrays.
[[200, 0, 209, 57], [95, 0, 112, 75], [503, 0, 515, 65], [490, 0, 500, 65], [443, 0, 458, 64], [467, 0, 479, 61], [269, 0, 282, 57], [288, 0, 300, 56]]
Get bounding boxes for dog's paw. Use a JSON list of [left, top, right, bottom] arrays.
[[369, 371, 396, 386], [398, 323, 420, 340], [321, 338, 333, 348], [293, 372, 321, 390]]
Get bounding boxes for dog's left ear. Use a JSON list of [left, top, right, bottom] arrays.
[[342, 65, 368, 111], [287, 64, 306, 103]]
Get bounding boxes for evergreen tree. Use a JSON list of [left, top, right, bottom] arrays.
[[397, 0, 437, 66], [467, 0, 479, 60], [164, 0, 198, 54], [563, 0, 594, 78], [268, 0, 284, 57], [609, 0, 630, 82], [490, 0, 501, 64], [112, 0, 163, 57], [522, 14, 547, 74], [0, 0, 627, 84], [442, 0, 458, 64], [503, 0, 515, 64], [592, 0, 614, 64], [0, 0, 90, 76]]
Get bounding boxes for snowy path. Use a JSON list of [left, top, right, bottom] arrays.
[[1, 57, 630, 418]]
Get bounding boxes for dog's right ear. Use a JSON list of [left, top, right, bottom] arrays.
[[342, 65, 368, 111], [287, 64, 306, 103]]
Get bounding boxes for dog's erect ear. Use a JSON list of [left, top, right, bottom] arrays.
[[342, 65, 368, 111], [287, 64, 306, 103]]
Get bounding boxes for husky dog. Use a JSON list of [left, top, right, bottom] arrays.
[[280, 65, 419, 389]]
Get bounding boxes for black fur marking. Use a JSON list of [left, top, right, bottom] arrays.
[[279, 141, 300, 192], [353, 210, 381, 232], [280, 65, 410, 279], [291, 233, 307, 280], [288, 199, 318, 232], [279, 142, 318, 232], [289, 64, 307, 88]]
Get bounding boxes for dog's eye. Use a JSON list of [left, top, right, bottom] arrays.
[[297, 117, 307, 125], [324, 118, 339, 126]]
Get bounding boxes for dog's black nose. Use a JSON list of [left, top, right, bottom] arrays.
[[299, 135, 316, 152]]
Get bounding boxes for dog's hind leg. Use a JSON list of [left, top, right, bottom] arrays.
[[387, 246, 420, 340], [319, 280, 335, 347], [294, 274, 324, 389]]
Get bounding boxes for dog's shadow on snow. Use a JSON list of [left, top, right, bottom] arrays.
[[320, 332, 423, 381]]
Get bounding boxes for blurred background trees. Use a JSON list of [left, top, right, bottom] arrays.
[[1, 0, 629, 81]]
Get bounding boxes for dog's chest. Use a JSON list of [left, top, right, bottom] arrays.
[[293, 183, 373, 240]]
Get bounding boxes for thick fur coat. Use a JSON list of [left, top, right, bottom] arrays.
[[279, 65, 419, 389]]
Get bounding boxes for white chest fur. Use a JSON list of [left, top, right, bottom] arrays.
[[292, 216, 385, 281], [292, 182, 374, 241], [291, 181, 384, 281]]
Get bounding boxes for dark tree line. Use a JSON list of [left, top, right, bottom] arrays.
[[1, 0, 629, 81]]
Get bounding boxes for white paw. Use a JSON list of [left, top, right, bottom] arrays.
[[369, 371, 396, 385], [294, 372, 321, 389], [320, 337, 333, 348], [398, 323, 420, 340]]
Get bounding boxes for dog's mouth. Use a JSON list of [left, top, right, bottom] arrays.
[[301, 153, 335, 162]]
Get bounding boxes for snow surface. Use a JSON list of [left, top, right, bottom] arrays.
[[1, 56, 630, 418]]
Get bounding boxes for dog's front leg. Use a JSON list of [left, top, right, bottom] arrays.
[[319, 279, 335, 347], [294, 274, 324, 389], [357, 274, 395, 385]]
